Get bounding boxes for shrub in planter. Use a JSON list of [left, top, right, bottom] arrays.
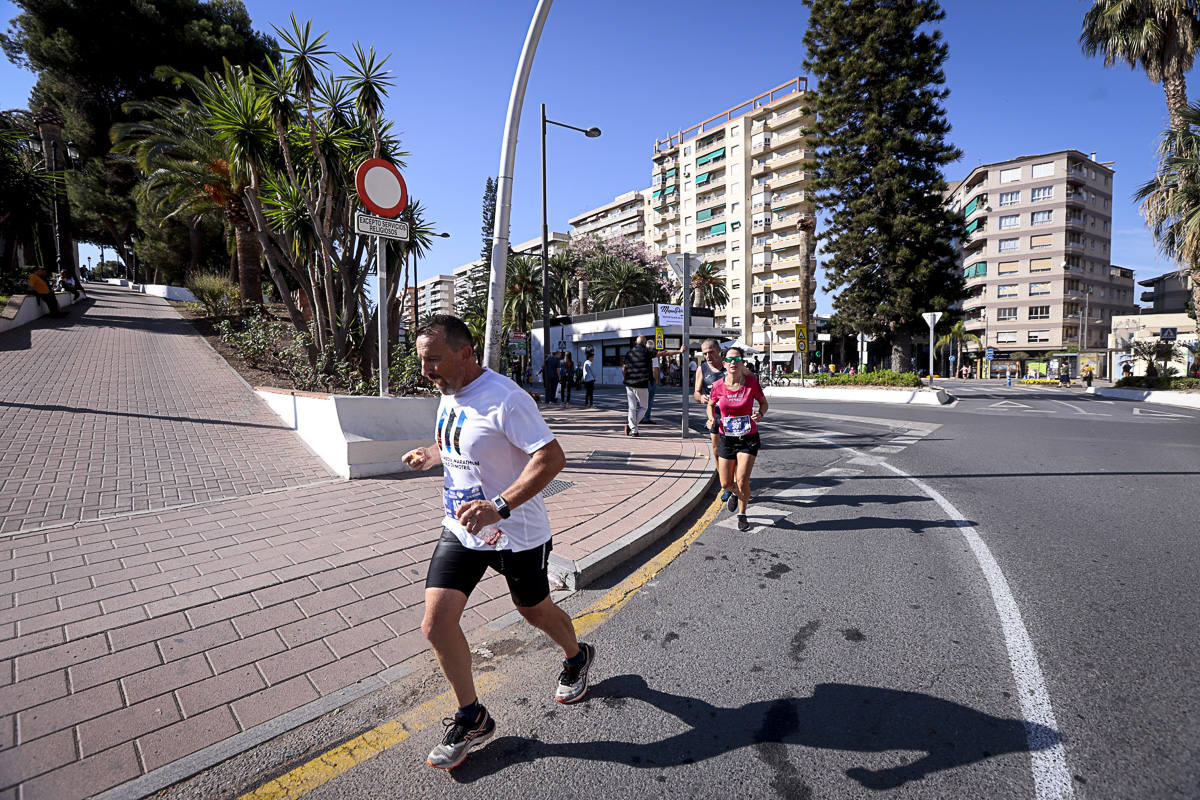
[[1115, 376, 1200, 390], [813, 370, 922, 388]]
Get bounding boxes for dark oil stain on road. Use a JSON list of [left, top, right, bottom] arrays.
[[765, 562, 792, 580], [790, 620, 822, 662], [602, 695, 628, 709], [840, 628, 866, 642], [662, 631, 680, 647]]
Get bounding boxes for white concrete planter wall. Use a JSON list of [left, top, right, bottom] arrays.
[[140, 283, 197, 302], [256, 388, 440, 478], [764, 385, 950, 405], [1091, 387, 1200, 410], [0, 292, 79, 334]]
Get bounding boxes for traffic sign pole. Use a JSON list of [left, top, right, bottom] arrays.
[[377, 236, 388, 396], [922, 311, 943, 387]]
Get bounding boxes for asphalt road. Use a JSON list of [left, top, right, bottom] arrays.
[[169, 382, 1200, 800]]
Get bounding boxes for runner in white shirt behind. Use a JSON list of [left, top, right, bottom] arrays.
[[402, 314, 595, 771]]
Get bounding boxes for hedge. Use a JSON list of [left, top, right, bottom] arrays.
[[812, 370, 923, 388], [1114, 376, 1200, 390]]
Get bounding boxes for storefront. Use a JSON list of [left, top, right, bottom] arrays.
[[531, 304, 739, 386]]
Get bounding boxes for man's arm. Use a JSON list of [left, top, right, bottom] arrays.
[[456, 440, 566, 534]]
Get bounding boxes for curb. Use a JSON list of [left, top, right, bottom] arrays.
[[548, 450, 717, 591], [764, 385, 950, 405], [1090, 386, 1200, 410]]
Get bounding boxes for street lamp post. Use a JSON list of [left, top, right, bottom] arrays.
[[540, 103, 600, 370]]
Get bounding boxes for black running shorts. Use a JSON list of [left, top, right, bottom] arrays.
[[717, 432, 761, 459], [426, 529, 553, 608]]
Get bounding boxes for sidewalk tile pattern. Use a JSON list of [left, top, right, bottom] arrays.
[[0, 287, 708, 798]]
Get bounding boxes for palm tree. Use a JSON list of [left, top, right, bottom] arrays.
[[588, 254, 659, 311], [546, 252, 575, 316], [690, 261, 729, 310], [0, 116, 60, 284], [1081, 0, 1200, 132], [1136, 102, 1200, 319], [935, 320, 982, 376]]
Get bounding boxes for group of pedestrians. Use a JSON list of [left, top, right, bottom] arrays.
[[400, 318, 769, 771], [25, 267, 85, 318], [540, 350, 596, 408]]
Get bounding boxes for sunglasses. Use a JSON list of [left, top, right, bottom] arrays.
[[724, 355, 745, 363]]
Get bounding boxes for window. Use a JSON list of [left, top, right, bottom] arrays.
[[1029, 257, 1052, 272], [1028, 306, 1050, 320], [731, 317, 740, 327], [1030, 234, 1053, 249], [731, 259, 740, 270], [963, 262, 987, 279], [1031, 162, 1054, 178], [996, 331, 1018, 344], [1031, 210, 1052, 226], [999, 167, 1021, 183], [999, 214, 1019, 229], [1029, 282, 1051, 296], [1031, 186, 1054, 202], [996, 307, 1018, 321], [999, 191, 1020, 206], [731, 202, 740, 212], [997, 284, 1018, 298], [998, 238, 1019, 252], [997, 260, 1019, 275], [1027, 330, 1050, 343], [731, 125, 739, 135], [684, 146, 691, 155]]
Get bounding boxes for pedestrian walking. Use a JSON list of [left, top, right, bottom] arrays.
[[707, 346, 768, 532], [1058, 362, 1070, 387], [582, 349, 596, 407], [622, 336, 654, 437], [1083, 365, 1094, 389], [542, 351, 560, 405], [560, 352, 574, 406], [693, 338, 727, 494], [27, 268, 66, 318], [402, 315, 595, 771]]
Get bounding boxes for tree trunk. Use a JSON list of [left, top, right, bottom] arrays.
[[228, 240, 239, 286], [185, 217, 202, 283], [1163, 59, 1190, 134], [234, 226, 262, 311], [890, 338, 908, 372]]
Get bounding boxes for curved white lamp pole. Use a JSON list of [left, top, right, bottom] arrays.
[[483, 0, 554, 372]]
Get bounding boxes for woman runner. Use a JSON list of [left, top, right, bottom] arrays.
[[707, 346, 768, 532], [693, 338, 728, 500]]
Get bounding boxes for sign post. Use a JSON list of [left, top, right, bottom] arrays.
[[665, 253, 694, 439], [354, 159, 409, 396], [922, 311, 943, 386]]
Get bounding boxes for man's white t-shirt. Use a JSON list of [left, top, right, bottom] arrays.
[[436, 369, 556, 552]]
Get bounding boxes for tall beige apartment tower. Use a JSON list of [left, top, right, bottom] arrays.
[[646, 78, 818, 366], [949, 150, 1135, 368]]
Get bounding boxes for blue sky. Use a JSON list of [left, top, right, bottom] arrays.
[[0, 0, 1189, 312]]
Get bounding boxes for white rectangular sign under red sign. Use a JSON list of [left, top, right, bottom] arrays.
[[355, 213, 410, 241]]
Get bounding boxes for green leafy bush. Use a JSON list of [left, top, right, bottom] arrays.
[[1115, 376, 1200, 390], [187, 273, 238, 316], [813, 370, 922, 388]]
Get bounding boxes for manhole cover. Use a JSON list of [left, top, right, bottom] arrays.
[[586, 450, 632, 465], [540, 479, 576, 498]]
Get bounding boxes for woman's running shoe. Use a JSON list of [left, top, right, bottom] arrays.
[[720, 489, 732, 503], [737, 514, 750, 531], [727, 492, 739, 513]]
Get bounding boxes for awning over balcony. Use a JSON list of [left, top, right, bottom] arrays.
[[696, 147, 726, 167]]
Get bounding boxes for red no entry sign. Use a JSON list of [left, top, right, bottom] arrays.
[[354, 158, 408, 218]]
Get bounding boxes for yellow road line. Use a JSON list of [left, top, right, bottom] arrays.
[[239, 494, 722, 799], [573, 495, 723, 637]]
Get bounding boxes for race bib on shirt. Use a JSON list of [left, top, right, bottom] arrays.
[[724, 415, 752, 437], [443, 485, 485, 519]]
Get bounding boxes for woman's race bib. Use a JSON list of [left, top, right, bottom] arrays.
[[724, 415, 752, 437], [443, 485, 485, 518]]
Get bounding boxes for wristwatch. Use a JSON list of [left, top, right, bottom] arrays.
[[492, 494, 511, 519]]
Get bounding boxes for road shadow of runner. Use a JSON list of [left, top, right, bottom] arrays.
[[450, 673, 1057, 790]]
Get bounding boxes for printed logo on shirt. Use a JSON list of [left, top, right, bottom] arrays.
[[436, 407, 468, 455]]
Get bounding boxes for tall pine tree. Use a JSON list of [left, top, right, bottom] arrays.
[[803, 0, 964, 370], [459, 176, 496, 319]]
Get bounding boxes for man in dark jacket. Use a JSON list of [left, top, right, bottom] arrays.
[[622, 337, 655, 437], [542, 351, 560, 404]]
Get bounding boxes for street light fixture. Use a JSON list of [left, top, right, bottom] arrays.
[[541, 103, 601, 368]]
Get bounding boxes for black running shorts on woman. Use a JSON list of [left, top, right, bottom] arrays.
[[717, 432, 761, 459], [427, 530, 552, 607]]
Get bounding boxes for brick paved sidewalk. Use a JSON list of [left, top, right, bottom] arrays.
[[0, 287, 710, 799], [0, 286, 336, 535]]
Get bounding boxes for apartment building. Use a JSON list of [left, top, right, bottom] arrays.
[[415, 274, 455, 319], [1137, 269, 1193, 314], [645, 77, 818, 366], [568, 190, 647, 243], [949, 150, 1136, 362], [452, 233, 570, 314]]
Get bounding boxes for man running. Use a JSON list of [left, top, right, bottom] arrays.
[[403, 315, 596, 770]]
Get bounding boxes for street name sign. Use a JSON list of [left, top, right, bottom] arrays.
[[355, 213, 410, 241]]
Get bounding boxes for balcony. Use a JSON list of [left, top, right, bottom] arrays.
[[751, 218, 772, 233], [771, 253, 805, 268], [770, 232, 805, 250], [751, 139, 772, 155], [697, 190, 726, 206], [771, 190, 805, 210], [752, 261, 772, 274], [962, 169, 988, 194], [1065, 237, 1087, 250], [771, 127, 804, 147], [770, 148, 806, 169], [767, 107, 802, 129], [771, 298, 803, 311], [772, 169, 807, 189]]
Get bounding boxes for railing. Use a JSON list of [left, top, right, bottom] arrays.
[[653, 77, 807, 154]]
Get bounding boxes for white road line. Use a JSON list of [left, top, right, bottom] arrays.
[[878, 462, 1074, 799], [772, 424, 1075, 799], [1050, 399, 1109, 417]]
